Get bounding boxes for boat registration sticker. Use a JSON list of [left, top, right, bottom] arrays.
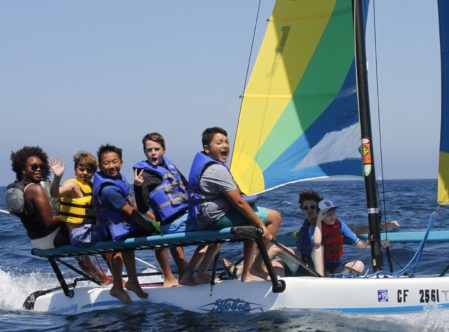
[[377, 289, 389, 302]]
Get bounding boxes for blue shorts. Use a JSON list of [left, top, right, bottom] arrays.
[[160, 212, 188, 234], [206, 206, 268, 230]]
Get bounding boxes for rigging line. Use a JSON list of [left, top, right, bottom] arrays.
[[371, 0, 394, 272], [373, 0, 388, 231], [371, 0, 388, 227], [230, 0, 262, 168]]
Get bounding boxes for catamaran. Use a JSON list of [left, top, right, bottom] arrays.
[[14, 0, 449, 314]]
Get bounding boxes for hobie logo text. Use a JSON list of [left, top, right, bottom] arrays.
[[202, 298, 259, 313]]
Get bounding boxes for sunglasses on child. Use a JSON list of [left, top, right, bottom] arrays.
[[301, 205, 316, 211], [30, 163, 44, 171]]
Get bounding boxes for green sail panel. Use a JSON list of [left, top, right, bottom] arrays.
[[231, 0, 361, 195]]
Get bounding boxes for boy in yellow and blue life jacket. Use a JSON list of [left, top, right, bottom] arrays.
[[133, 132, 188, 287], [182, 127, 282, 284], [50, 151, 111, 285], [93, 144, 157, 304]]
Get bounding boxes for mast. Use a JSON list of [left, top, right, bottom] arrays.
[[354, 0, 383, 271]]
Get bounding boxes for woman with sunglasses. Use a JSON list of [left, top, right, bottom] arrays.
[[10, 146, 68, 249]]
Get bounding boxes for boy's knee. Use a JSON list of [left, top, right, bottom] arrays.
[[267, 209, 281, 223]]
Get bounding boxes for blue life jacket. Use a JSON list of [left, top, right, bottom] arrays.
[[297, 220, 313, 257], [92, 172, 139, 241], [133, 157, 189, 225], [187, 152, 259, 230], [186, 152, 229, 230]]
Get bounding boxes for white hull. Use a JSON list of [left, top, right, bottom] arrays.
[[32, 275, 449, 315]]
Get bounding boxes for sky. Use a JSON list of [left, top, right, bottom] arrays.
[[0, 0, 442, 186]]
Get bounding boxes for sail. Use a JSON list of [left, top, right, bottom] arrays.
[[438, 0, 449, 205], [231, 0, 362, 195]]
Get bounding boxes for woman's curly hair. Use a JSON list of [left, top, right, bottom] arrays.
[[10, 146, 50, 181]]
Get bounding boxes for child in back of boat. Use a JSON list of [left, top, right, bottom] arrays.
[[94, 144, 158, 304], [133, 132, 188, 287], [49, 151, 111, 286], [310, 199, 390, 276], [183, 127, 281, 283], [295, 190, 322, 269]]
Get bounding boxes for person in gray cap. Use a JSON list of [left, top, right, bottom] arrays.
[[310, 199, 389, 276]]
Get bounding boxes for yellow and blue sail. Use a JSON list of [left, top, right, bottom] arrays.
[[438, 0, 449, 205], [231, 0, 364, 195]]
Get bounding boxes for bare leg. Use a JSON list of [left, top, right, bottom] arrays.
[[155, 248, 179, 287], [241, 240, 264, 282], [170, 246, 187, 278], [76, 255, 112, 286], [109, 251, 131, 304], [123, 250, 148, 299], [311, 245, 325, 276], [344, 260, 364, 274], [179, 245, 207, 285], [251, 209, 281, 277], [193, 244, 221, 284]]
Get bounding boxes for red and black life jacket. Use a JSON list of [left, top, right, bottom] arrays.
[[321, 218, 344, 262]]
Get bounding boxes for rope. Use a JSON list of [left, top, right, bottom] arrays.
[[369, 212, 436, 278], [230, 0, 262, 168], [370, 0, 394, 272]]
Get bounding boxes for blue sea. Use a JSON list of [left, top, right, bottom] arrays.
[[1, 179, 449, 331]]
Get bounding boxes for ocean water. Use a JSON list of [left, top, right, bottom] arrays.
[[1, 179, 449, 331]]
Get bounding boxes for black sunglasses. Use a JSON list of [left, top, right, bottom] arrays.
[[301, 205, 316, 211], [31, 163, 44, 171]]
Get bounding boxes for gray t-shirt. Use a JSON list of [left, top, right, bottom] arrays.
[[197, 163, 237, 225]]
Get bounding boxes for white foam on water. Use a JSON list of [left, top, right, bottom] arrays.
[[0, 268, 58, 311]]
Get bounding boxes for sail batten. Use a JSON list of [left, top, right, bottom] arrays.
[[231, 0, 361, 195]]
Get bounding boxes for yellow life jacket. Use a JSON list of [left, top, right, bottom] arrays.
[[59, 179, 96, 224]]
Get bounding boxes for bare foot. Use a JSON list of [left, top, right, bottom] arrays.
[[98, 274, 113, 286], [125, 281, 149, 299], [241, 273, 265, 282], [110, 287, 131, 304], [163, 277, 180, 288]]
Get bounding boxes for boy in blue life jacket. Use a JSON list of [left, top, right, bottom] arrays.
[[133, 132, 188, 287], [93, 144, 157, 304], [184, 127, 281, 283]]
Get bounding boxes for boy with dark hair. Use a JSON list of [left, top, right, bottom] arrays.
[[296, 190, 322, 266], [93, 144, 156, 304], [184, 127, 281, 283]]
